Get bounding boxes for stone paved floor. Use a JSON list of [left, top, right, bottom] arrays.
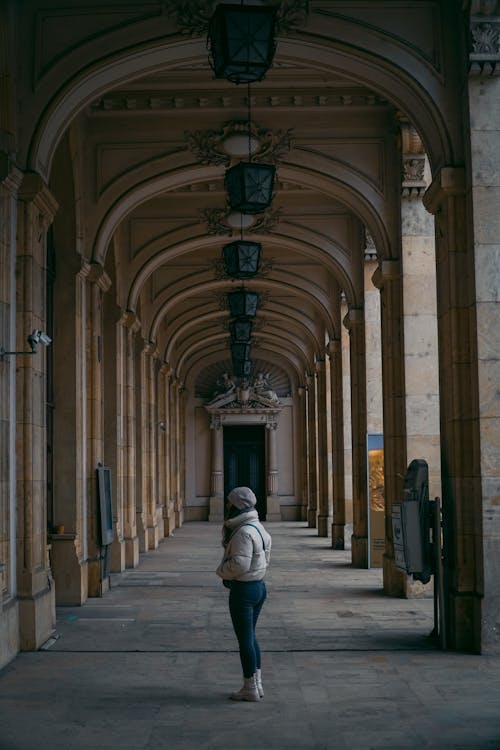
[[0, 522, 499, 750]]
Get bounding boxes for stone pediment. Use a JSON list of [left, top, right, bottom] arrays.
[[205, 388, 282, 414]]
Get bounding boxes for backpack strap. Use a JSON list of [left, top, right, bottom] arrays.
[[240, 523, 265, 550]]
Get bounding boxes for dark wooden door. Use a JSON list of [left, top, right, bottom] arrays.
[[223, 425, 266, 520]]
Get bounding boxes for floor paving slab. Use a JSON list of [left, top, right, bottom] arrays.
[[0, 522, 499, 750]]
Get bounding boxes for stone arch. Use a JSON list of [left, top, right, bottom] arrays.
[[28, 14, 461, 184]]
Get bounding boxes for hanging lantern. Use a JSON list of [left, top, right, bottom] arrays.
[[223, 240, 261, 279], [229, 317, 253, 342], [225, 162, 275, 214], [208, 4, 277, 84], [228, 289, 259, 318], [230, 341, 251, 362], [233, 359, 253, 378]]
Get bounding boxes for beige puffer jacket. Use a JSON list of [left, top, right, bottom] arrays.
[[216, 509, 272, 582]]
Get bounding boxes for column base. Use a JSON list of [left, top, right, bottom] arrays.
[[110, 536, 126, 573], [209, 494, 224, 523], [18, 582, 56, 651], [382, 553, 408, 596], [175, 505, 184, 527], [50, 535, 89, 604], [266, 495, 281, 522], [351, 534, 369, 568], [0, 598, 19, 669], [163, 506, 176, 536], [317, 514, 332, 537], [125, 535, 140, 568], [331, 523, 345, 549], [307, 509, 317, 528], [147, 523, 160, 551]]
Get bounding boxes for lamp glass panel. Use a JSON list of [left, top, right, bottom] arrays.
[[233, 359, 253, 378], [228, 289, 259, 318], [225, 162, 275, 214], [209, 5, 276, 84], [229, 317, 253, 342], [223, 241, 261, 278], [230, 342, 251, 361]]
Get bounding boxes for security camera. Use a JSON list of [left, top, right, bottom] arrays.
[[28, 329, 52, 352]]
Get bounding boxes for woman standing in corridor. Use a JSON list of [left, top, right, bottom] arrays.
[[216, 487, 272, 702]]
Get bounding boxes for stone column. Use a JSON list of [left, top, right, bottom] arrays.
[[82, 261, 112, 597], [139, 342, 159, 551], [341, 296, 353, 537], [316, 358, 332, 537], [423, 167, 483, 652], [172, 379, 184, 527], [16, 172, 58, 648], [208, 415, 224, 522], [306, 372, 318, 528], [117, 311, 140, 569], [372, 260, 407, 592], [469, 20, 500, 652], [328, 338, 345, 549], [158, 363, 170, 535], [297, 384, 309, 522], [344, 306, 368, 567], [0, 159, 22, 664], [266, 418, 281, 521]]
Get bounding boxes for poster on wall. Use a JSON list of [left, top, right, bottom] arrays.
[[367, 434, 384, 568]]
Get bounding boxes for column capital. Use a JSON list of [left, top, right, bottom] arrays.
[[120, 309, 142, 333], [142, 340, 159, 359], [423, 166, 466, 215], [159, 361, 172, 377], [18, 171, 58, 224], [81, 260, 112, 293], [210, 415, 222, 430], [315, 357, 325, 374], [342, 306, 363, 331], [327, 338, 341, 356], [371, 259, 401, 289], [0, 152, 23, 193], [469, 14, 500, 77]]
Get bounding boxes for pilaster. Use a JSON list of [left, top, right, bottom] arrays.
[[117, 311, 140, 568], [372, 260, 407, 592], [315, 358, 332, 537], [328, 338, 346, 549], [306, 372, 318, 528], [81, 261, 111, 597], [208, 415, 224, 522], [468, 16, 500, 652], [344, 306, 368, 567], [423, 165, 483, 652], [16, 172, 58, 649], [266, 418, 281, 521]]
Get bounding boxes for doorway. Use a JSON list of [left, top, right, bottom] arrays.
[[223, 425, 266, 520]]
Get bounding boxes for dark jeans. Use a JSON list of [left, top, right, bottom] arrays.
[[228, 580, 267, 678]]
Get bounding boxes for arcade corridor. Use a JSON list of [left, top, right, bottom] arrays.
[[0, 522, 499, 750]]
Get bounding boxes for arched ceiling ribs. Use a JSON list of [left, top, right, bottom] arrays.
[[275, 37, 455, 168], [128, 229, 357, 316], [30, 37, 206, 178], [162, 304, 321, 365], [95, 158, 387, 277], [145, 276, 336, 346], [170, 314, 315, 378], [163, 309, 227, 361], [30, 24, 456, 185], [175, 332, 306, 387]]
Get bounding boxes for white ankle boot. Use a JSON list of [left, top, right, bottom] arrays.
[[256, 668, 264, 698], [230, 674, 260, 702]]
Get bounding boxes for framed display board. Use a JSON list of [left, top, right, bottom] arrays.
[[96, 464, 114, 546]]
